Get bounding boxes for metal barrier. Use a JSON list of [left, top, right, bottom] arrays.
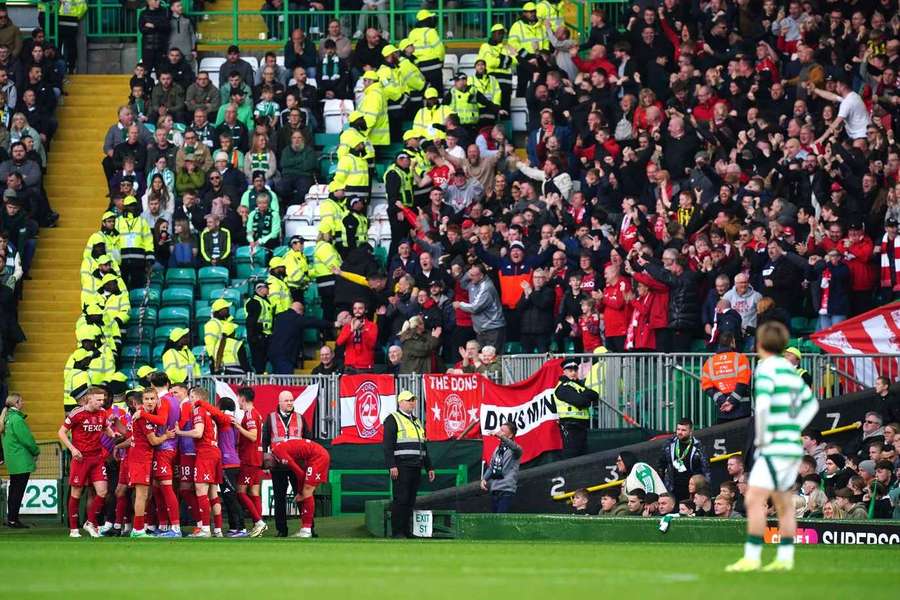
[[329, 465, 467, 516], [500, 352, 900, 432], [85, 0, 139, 39]]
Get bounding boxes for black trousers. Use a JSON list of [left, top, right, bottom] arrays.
[[560, 420, 588, 459], [220, 467, 243, 531], [103, 458, 119, 523], [249, 336, 269, 373], [270, 468, 299, 535], [7, 472, 30, 523], [121, 258, 148, 290], [391, 465, 421, 537]]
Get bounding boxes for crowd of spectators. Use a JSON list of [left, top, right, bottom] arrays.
[[32, 0, 900, 382], [571, 405, 900, 520], [0, 8, 61, 397]]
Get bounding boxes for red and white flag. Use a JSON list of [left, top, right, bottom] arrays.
[[811, 303, 900, 388], [424, 373, 482, 441], [332, 374, 397, 444], [214, 380, 318, 431], [480, 358, 564, 464]]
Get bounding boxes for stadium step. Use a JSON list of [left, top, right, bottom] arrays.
[[10, 74, 128, 441]]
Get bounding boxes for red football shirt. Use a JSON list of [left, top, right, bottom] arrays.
[[192, 403, 220, 458], [63, 407, 108, 456], [288, 438, 328, 462], [237, 408, 263, 467], [130, 413, 156, 463]]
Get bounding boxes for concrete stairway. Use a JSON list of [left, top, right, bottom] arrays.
[[8, 75, 130, 441]]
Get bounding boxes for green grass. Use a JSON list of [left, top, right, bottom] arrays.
[[2, 518, 898, 599]]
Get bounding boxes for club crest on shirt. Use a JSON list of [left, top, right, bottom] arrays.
[[355, 380, 381, 438]]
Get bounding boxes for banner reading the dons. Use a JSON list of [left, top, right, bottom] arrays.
[[424, 373, 482, 441], [811, 303, 900, 388], [214, 380, 318, 431], [480, 358, 564, 464], [332, 374, 397, 444]]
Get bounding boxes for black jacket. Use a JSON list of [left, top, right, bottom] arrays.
[[516, 285, 555, 336], [643, 262, 701, 330], [658, 436, 711, 500], [139, 7, 171, 51], [267, 309, 333, 365]]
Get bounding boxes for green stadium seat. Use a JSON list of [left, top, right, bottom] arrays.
[[152, 343, 166, 364], [148, 269, 165, 286], [165, 268, 196, 289], [373, 245, 388, 270], [235, 245, 270, 268], [124, 324, 154, 344], [235, 325, 247, 340], [192, 345, 208, 362], [273, 245, 289, 258], [503, 341, 523, 355], [304, 284, 319, 304], [195, 304, 212, 323], [303, 327, 320, 344], [229, 278, 253, 296], [121, 343, 151, 364], [129, 288, 160, 309], [128, 306, 157, 327], [161, 287, 194, 313], [234, 307, 247, 326], [158, 306, 191, 328], [198, 266, 229, 298], [209, 287, 243, 307], [154, 326, 179, 346], [314, 132, 339, 149]]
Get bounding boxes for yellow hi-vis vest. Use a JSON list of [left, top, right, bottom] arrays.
[[413, 104, 454, 137], [477, 42, 518, 81], [221, 338, 244, 373], [536, 0, 565, 30], [447, 86, 480, 124], [266, 275, 291, 316], [204, 316, 231, 360], [376, 63, 406, 103], [471, 73, 502, 107], [59, 0, 88, 19], [115, 214, 154, 260], [330, 153, 370, 197], [344, 212, 369, 247], [408, 26, 444, 69], [398, 57, 426, 94], [318, 196, 348, 245], [554, 379, 590, 420], [284, 249, 310, 290], [384, 163, 414, 207], [162, 346, 200, 384], [359, 82, 390, 145], [508, 19, 548, 56], [337, 126, 374, 160], [312, 240, 342, 279], [244, 294, 274, 335], [390, 411, 426, 459]]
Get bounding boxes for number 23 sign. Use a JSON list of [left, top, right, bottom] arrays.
[[19, 479, 59, 515]]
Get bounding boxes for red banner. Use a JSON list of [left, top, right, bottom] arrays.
[[810, 303, 900, 388], [480, 358, 564, 464], [332, 374, 397, 444], [214, 380, 318, 432], [424, 373, 482, 441]]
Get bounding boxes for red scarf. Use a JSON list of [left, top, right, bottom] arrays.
[[880, 233, 900, 290], [625, 294, 649, 350], [819, 266, 832, 315], [619, 213, 638, 251]]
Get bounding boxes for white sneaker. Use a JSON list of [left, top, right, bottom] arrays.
[[213, 529, 224, 538], [249, 521, 268, 538], [98, 522, 113, 535], [189, 529, 211, 538], [122, 524, 133, 535], [69, 529, 81, 538], [293, 527, 312, 538], [83, 522, 101, 538]]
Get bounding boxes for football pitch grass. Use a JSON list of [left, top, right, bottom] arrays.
[[2, 517, 897, 599]]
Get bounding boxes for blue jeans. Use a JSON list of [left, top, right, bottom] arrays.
[[817, 314, 846, 331], [491, 491, 514, 513]]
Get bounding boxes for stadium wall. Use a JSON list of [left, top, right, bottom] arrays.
[[412, 385, 888, 514]]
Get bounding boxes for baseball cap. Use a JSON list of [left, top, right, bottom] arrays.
[[289, 235, 304, 244], [100, 273, 119, 287], [254, 281, 269, 291], [136, 365, 155, 379], [211, 298, 232, 312], [491, 23, 506, 32], [403, 128, 424, 141], [101, 211, 116, 221], [269, 256, 286, 269], [396, 151, 411, 160], [398, 390, 416, 402], [784, 347, 801, 360], [123, 195, 138, 206], [523, 2, 537, 10], [381, 44, 398, 58], [362, 70, 379, 81], [416, 9, 433, 20], [562, 359, 578, 370], [509, 240, 525, 251], [424, 87, 439, 99], [887, 218, 899, 228], [783, 226, 795, 237], [830, 181, 843, 192], [97, 254, 114, 265], [168, 327, 190, 343], [398, 38, 412, 49], [454, 71, 468, 81]]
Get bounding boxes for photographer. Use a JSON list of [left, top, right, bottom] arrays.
[[480, 421, 523, 513]]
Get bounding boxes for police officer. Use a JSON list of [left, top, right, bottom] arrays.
[[383, 390, 434, 538], [342, 196, 369, 250], [700, 331, 751, 423], [554, 359, 598, 459], [445, 73, 480, 133], [244, 281, 273, 373]]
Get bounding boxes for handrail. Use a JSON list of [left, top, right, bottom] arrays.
[[329, 465, 467, 516], [551, 423, 865, 502]]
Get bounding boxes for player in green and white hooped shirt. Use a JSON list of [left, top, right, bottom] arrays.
[[726, 322, 819, 573]]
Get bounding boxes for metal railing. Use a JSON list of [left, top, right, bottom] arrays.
[[85, 0, 140, 39], [329, 465, 467, 516], [500, 352, 900, 432]]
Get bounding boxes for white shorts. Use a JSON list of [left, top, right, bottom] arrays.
[[748, 455, 801, 492]]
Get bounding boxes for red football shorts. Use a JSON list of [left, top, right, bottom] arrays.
[[69, 454, 107, 487], [238, 465, 263, 487], [128, 461, 152, 487], [304, 453, 330, 487], [152, 449, 177, 481], [193, 454, 223, 485], [178, 454, 195, 483], [117, 458, 130, 486]]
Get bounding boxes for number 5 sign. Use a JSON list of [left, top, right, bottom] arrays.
[[19, 479, 59, 515]]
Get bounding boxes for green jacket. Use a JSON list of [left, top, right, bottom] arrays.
[[1, 408, 40, 475], [400, 332, 440, 374], [280, 145, 317, 179]]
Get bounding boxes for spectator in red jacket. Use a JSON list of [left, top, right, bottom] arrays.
[[335, 301, 378, 373], [843, 222, 876, 315], [569, 44, 615, 76], [626, 248, 670, 338], [598, 264, 632, 352], [625, 279, 656, 351]]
